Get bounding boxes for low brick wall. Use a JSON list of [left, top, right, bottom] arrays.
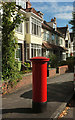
[[2, 73, 32, 95], [58, 65, 68, 75], [49, 68, 56, 78], [3, 66, 67, 95]]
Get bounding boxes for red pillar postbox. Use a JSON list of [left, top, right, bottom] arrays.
[[30, 57, 49, 113]]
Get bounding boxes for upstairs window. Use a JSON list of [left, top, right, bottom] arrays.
[[16, 0, 26, 9], [60, 39, 63, 45], [56, 35, 58, 45], [43, 31, 46, 41], [16, 23, 22, 33], [31, 17, 41, 37], [52, 34, 55, 40], [43, 31, 50, 42], [46, 33, 50, 41], [52, 34, 55, 44]]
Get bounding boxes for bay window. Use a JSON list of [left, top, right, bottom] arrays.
[[52, 33, 55, 44], [31, 17, 41, 37], [26, 43, 42, 60], [52, 34, 55, 40], [16, 0, 26, 9], [31, 44, 41, 57], [43, 31, 50, 42], [56, 35, 58, 45], [47, 33, 50, 41], [16, 23, 22, 33], [43, 31, 46, 41]]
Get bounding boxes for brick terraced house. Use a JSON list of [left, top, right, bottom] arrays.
[[0, 0, 72, 65], [15, 0, 43, 64], [42, 18, 70, 61], [57, 25, 71, 58]]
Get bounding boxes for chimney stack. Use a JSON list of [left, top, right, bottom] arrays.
[[50, 17, 57, 31], [66, 24, 68, 28], [26, 0, 31, 9]]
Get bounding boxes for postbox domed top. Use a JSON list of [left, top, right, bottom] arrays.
[[30, 56, 49, 62]]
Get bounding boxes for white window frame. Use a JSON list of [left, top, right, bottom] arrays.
[[16, 22, 23, 34], [16, 0, 26, 9], [31, 17, 41, 37], [15, 44, 22, 61], [26, 43, 42, 61]]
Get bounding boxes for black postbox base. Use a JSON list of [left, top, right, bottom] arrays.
[[32, 101, 47, 113]]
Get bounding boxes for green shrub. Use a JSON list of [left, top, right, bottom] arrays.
[[48, 53, 58, 68], [2, 2, 25, 84], [24, 62, 31, 68], [66, 56, 75, 60], [66, 59, 75, 72], [58, 61, 67, 66], [58, 57, 75, 72]]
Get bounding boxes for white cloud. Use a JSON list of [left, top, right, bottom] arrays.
[[55, 12, 72, 19], [31, 3, 73, 14], [49, 3, 73, 13], [31, 2, 73, 20]]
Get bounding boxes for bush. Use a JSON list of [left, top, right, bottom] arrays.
[[66, 56, 75, 60], [48, 53, 58, 68], [58, 61, 67, 66], [66, 59, 75, 72], [20, 62, 31, 74], [24, 62, 31, 68], [58, 57, 75, 72]]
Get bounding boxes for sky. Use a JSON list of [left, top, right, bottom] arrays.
[[31, 2, 74, 32]]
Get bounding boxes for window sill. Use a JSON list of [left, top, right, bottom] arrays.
[[31, 33, 41, 38], [15, 31, 23, 35]]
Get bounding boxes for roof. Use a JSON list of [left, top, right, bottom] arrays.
[[42, 21, 64, 38], [42, 41, 66, 51], [42, 23, 53, 31], [25, 8, 42, 18], [57, 27, 68, 36]]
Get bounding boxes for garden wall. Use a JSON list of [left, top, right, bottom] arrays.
[[2, 73, 32, 95], [49, 68, 56, 78], [58, 65, 68, 75], [2, 66, 67, 95]]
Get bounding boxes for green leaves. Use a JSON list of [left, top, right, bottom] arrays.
[[2, 2, 25, 82], [69, 2, 75, 33]]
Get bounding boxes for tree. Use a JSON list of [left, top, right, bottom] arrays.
[[2, 2, 25, 81], [69, 1, 75, 33]]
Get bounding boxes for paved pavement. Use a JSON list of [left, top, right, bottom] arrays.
[[61, 93, 75, 120], [2, 72, 74, 120]]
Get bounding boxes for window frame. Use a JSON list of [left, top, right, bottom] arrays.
[[16, 22, 23, 34], [31, 17, 41, 37]]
